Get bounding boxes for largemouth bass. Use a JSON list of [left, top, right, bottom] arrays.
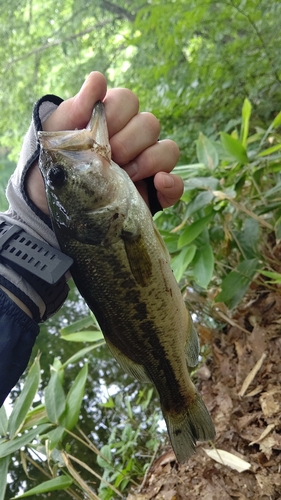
[[38, 101, 215, 462]]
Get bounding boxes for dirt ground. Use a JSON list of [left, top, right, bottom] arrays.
[[128, 287, 281, 500]]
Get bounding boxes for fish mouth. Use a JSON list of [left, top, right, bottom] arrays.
[[38, 101, 111, 164]]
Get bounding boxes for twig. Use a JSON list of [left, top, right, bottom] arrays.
[[214, 309, 252, 335], [138, 443, 160, 492], [238, 352, 267, 397]]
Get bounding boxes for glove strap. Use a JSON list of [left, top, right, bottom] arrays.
[[0, 222, 73, 320]]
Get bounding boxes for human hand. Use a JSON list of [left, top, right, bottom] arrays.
[[26, 71, 183, 215]]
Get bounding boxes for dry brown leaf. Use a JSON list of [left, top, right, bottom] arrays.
[[203, 448, 251, 472], [259, 436, 276, 460], [259, 387, 281, 417], [249, 423, 275, 445], [238, 352, 267, 397]]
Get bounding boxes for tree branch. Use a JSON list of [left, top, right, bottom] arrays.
[[5, 19, 121, 69], [101, 0, 136, 22]]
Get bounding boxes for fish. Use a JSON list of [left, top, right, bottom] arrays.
[[38, 101, 215, 463]]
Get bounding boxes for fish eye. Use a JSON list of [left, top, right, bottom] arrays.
[[48, 165, 66, 187]]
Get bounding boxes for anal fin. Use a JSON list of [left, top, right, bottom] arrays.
[[105, 337, 151, 383]]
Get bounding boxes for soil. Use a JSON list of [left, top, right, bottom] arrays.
[[128, 287, 281, 500]]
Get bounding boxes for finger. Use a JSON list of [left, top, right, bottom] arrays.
[[43, 71, 107, 131], [123, 139, 180, 180], [154, 172, 184, 209], [104, 88, 139, 138], [110, 112, 160, 166]]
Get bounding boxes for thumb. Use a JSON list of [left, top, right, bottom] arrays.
[[42, 71, 107, 132]]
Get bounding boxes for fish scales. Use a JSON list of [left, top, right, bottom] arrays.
[[38, 101, 215, 462]]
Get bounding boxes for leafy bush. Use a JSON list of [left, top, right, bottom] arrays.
[[156, 99, 281, 308]]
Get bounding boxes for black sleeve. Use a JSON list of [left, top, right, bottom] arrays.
[[0, 289, 39, 406]]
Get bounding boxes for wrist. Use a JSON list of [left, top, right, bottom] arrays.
[[0, 285, 33, 318]]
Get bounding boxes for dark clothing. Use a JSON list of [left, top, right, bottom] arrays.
[[0, 289, 39, 406]]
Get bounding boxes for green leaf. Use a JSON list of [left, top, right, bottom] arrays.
[[193, 244, 214, 289], [178, 214, 213, 249], [61, 344, 104, 369], [21, 405, 48, 432], [272, 110, 281, 129], [173, 163, 206, 180], [220, 132, 249, 164], [185, 191, 214, 218], [160, 231, 179, 253], [0, 406, 8, 437], [97, 445, 112, 469], [61, 330, 104, 343], [171, 245, 196, 282], [8, 356, 41, 439], [215, 259, 259, 309], [64, 363, 88, 430], [240, 98, 252, 147], [235, 218, 260, 259], [0, 456, 9, 500], [46, 426, 65, 450], [11, 475, 72, 498], [259, 270, 281, 284], [183, 177, 219, 192], [44, 371, 66, 425], [0, 424, 51, 458], [196, 132, 219, 170], [60, 315, 94, 336], [257, 143, 281, 157]]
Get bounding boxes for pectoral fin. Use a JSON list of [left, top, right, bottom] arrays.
[[105, 337, 151, 383], [122, 233, 152, 287]]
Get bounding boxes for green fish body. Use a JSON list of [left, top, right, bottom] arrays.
[[38, 102, 215, 462]]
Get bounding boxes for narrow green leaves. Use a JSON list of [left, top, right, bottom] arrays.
[[272, 110, 281, 129], [60, 315, 95, 336], [240, 98, 252, 147], [0, 406, 8, 437], [0, 456, 9, 500], [11, 475, 73, 498], [64, 364, 88, 430], [61, 330, 104, 343], [45, 370, 66, 425], [8, 356, 41, 439], [0, 424, 51, 458]]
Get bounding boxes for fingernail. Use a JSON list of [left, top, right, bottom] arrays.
[[123, 162, 138, 179], [162, 173, 174, 188]]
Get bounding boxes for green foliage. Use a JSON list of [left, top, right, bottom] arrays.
[[0, 334, 162, 499], [156, 99, 281, 308], [1, 1, 281, 497], [0, 0, 280, 164], [11, 476, 73, 499], [97, 387, 160, 499]]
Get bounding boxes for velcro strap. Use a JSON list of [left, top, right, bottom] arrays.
[[0, 222, 73, 320]]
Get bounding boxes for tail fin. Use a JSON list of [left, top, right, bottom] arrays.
[[162, 392, 215, 463]]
